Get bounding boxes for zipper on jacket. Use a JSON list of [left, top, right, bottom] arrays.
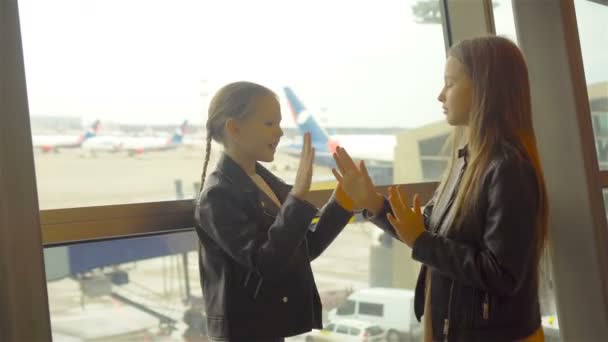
[[434, 163, 466, 235], [244, 270, 252, 286], [244, 270, 263, 300], [253, 278, 263, 299], [443, 281, 455, 342], [482, 292, 490, 320]]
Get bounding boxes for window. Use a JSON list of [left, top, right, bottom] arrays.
[[336, 325, 349, 334], [21, 0, 448, 340], [366, 325, 385, 336], [349, 327, 361, 336], [336, 299, 356, 315], [492, 0, 518, 43], [492, 2, 567, 340], [573, 0, 608, 170], [18, 0, 449, 210], [3, 0, 605, 340], [45, 231, 201, 340], [359, 302, 384, 316]]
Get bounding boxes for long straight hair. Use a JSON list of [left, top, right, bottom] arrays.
[[432, 36, 548, 272]]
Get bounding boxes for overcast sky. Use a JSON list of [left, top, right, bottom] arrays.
[[18, 0, 607, 128]]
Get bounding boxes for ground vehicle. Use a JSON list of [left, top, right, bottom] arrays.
[[327, 288, 421, 342], [304, 318, 386, 342]]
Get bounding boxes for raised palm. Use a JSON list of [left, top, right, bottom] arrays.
[[291, 132, 315, 199], [331, 147, 377, 210]]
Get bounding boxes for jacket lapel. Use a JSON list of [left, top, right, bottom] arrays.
[[216, 153, 292, 218]]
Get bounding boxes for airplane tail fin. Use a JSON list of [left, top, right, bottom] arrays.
[[283, 87, 337, 153], [80, 119, 101, 142], [169, 120, 188, 145]]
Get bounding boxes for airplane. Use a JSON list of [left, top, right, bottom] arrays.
[[81, 120, 188, 157], [32, 119, 101, 153], [281, 87, 396, 168]]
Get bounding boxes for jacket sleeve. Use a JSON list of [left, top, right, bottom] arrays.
[[364, 196, 435, 240], [411, 158, 540, 296], [306, 194, 354, 261], [196, 185, 318, 278]]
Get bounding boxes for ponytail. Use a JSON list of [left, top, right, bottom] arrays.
[[200, 134, 212, 191]]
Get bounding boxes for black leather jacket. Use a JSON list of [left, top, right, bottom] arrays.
[[194, 154, 352, 341], [368, 144, 542, 341]]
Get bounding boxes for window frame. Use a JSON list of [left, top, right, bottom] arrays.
[[40, 182, 438, 246]]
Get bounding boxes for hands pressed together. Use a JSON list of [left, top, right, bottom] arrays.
[[290, 133, 353, 212], [331, 146, 425, 248], [291, 134, 424, 247]]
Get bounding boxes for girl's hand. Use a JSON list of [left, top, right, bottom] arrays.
[[332, 147, 383, 214], [291, 132, 315, 200], [386, 185, 425, 248]]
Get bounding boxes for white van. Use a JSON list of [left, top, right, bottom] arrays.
[[327, 288, 421, 342], [304, 318, 386, 342]]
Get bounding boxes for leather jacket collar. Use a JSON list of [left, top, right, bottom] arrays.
[[215, 153, 291, 201]]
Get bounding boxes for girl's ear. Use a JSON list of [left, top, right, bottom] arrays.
[[225, 119, 239, 139]]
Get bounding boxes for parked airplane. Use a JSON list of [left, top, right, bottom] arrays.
[[81, 120, 188, 156], [33, 120, 101, 153]]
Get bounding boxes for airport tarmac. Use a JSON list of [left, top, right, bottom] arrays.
[[34, 145, 337, 209]]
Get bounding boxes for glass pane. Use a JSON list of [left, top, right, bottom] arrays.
[[492, 0, 518, 43], [574, 0, 608, 170], [46, 231, 203, 341], [19, 0, 448, 209], [336, 325, 349, 334], [366, 325, 385, 336], [493, 2, 563, 341], [336, 299, 356, 315], [359, 302, 384, 316]]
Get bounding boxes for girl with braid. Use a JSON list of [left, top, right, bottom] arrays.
[[194, 81, 354, 342]]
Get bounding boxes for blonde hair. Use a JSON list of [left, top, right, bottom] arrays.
[[200, 81, 276, 190], [433, 36, 548, 272]]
